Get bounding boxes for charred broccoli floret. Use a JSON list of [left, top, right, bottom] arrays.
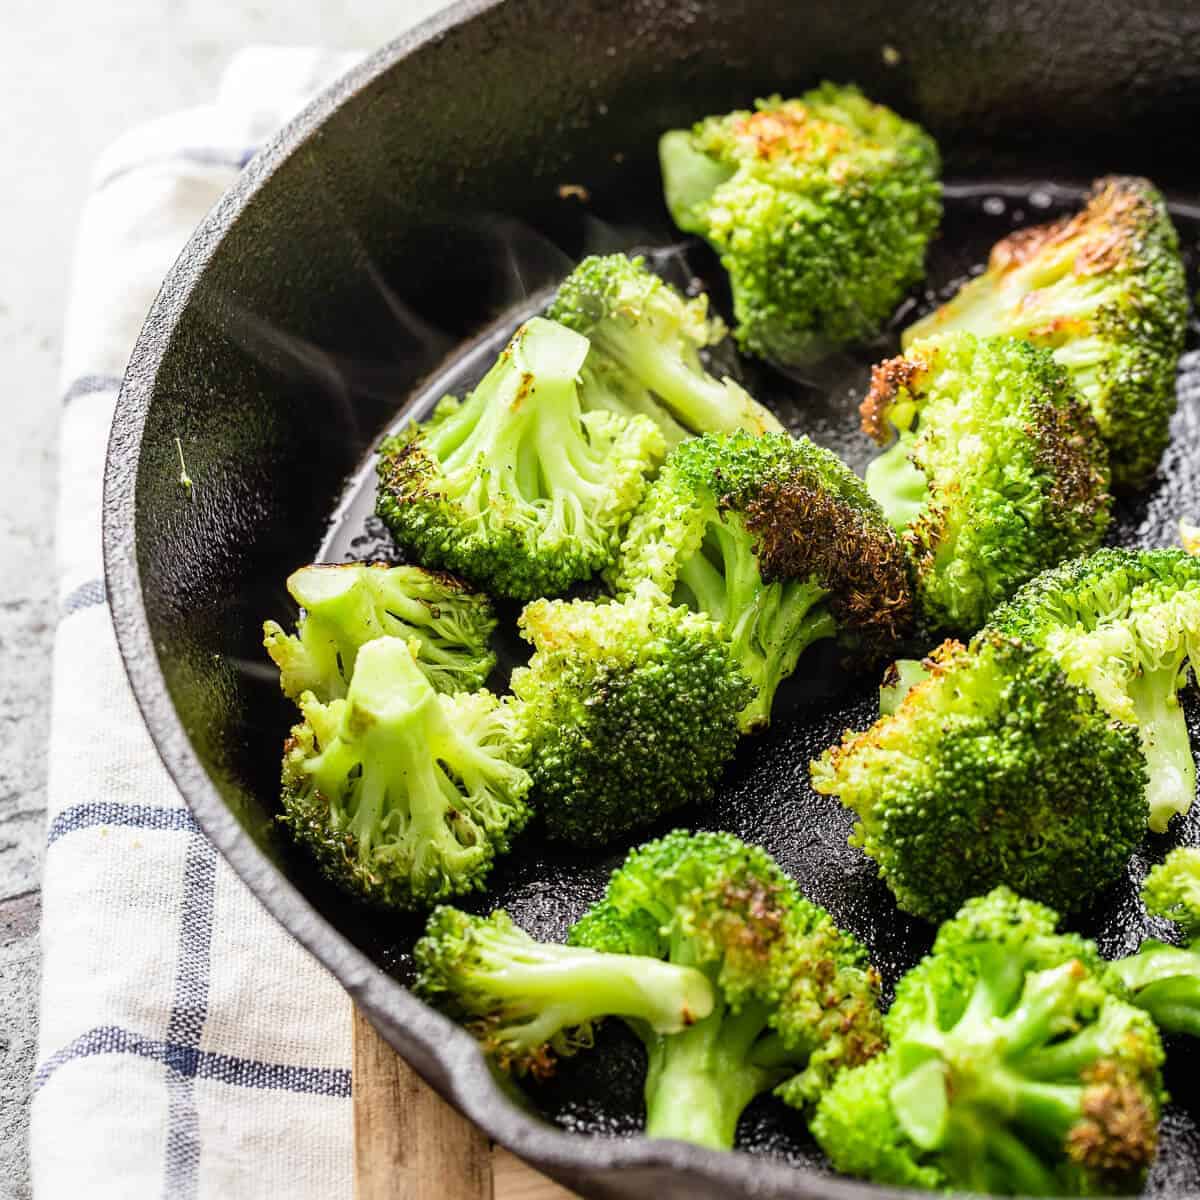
[[905, 176, 1188, 487], [262, 562, 495, 701], [509, 586, 752, 845], [812, 888, 1165, 1196], [375, 317, 664, 600], [568, 830, 885, 1149], [862, 332, 1112, 633], [659, 84, 941, 364], [545, 253, 782, 444], [611, 431, 913, 731], [812, 633, 1147, 919], [279, 638, 530, 908], [1108, 849, 1200, 1038], [413, 905, 714, 1078], [989, 547, 1200, 832]]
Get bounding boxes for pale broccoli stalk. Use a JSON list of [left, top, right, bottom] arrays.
[[280, 638, 530, 908], [263, 562, 496, 700], [546, 253, 782, 442], [414, 906, 714, 1078]]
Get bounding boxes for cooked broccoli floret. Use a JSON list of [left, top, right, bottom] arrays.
[[413, 906, 715, 1078], [509, 585, 752, 844], [862, 333, 1112, 633], [1142, 847, 1200, 936], [611, 431, 913, 731], [279, 638, 530, 908], [905, 176, 1188, 488], [659, 84, 941, 364], [262, 562, 496, 701], [989, 547, 1200, 832], [375, 317, 665, 600], [1107, 849, 1200, 1038], [545, 253, 782, 444], [812, 633, 1148, 919], [812, 888, 1165, 1196], [568, 830, 885, 1149]]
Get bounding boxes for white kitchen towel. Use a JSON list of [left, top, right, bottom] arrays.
[[33, 47, 365, 1200]]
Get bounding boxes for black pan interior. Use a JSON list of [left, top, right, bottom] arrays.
[[113, 2, 1200, 1194]]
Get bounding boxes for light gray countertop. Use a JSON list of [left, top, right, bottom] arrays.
[[0, 5, 448, 1195]]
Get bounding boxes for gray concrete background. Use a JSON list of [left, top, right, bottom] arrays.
[[0, 4, 448, 1196]]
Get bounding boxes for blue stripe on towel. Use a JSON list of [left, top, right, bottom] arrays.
[[47, 802, 200, 845], [60, 578, 106, 618], [62, 374, 122, 406], [33, 1025, 352, 1098], [162, 836, 218, 1198]]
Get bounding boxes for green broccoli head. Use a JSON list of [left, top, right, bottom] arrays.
[[375, 317, 665, 600], [862, 332, 1112, 633], [1107, 850, 1200, 1039], [814, 887, 1165, 1197], [812, 633, 1148, 920], [905, 176, 1189, 488], [262, 562, 496, 701], [279, 637, 531, 908], [659, 83, 942, 364], [568, 830, 885, 1149], [545, 253, 782, 443], [989, 547, 1200, 832], [509, 585, 752, 845], [612, 430, 914, 731], [1142, 848, 1200, 937], [412, 905, 715, 1079]]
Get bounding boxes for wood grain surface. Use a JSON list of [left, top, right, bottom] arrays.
[[352, 1006, 578, 1200]]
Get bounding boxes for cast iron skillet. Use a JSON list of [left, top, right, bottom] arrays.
[[104, 1, 1200, 1195]]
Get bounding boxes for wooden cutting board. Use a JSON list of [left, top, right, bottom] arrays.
[[352, 1006, 580, 1199]]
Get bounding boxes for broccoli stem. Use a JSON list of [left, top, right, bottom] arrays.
[[590, 324, 748, 437], [483, 947, 715, 1039], [673, 518, 835, 730], [1109, 943, 1200, 1036], [641, 1002, 780, 1149], [864, 435, 928, 532], [1128, 663, 1196, 832]]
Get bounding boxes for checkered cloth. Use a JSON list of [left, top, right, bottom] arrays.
[[33, 48, 365, 1199]]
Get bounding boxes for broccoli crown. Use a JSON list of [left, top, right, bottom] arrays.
[[862, 332, 1112, 633], [612, 430, 914, 731], [509, 586, 752, 845], [279, 638, 531, 908], [545, 253, 782, 442], [814, 887, 1165, 1196], [262, 562, 496, 702], [905, 176, 1189, 487], [659, 83, 942, 364], [812, 633, 1148, 920], [375, 317, 665, 600], [989, 547, 1200, 832], [412, 905, 715, 1079], [569, 830, 885, 1148]]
